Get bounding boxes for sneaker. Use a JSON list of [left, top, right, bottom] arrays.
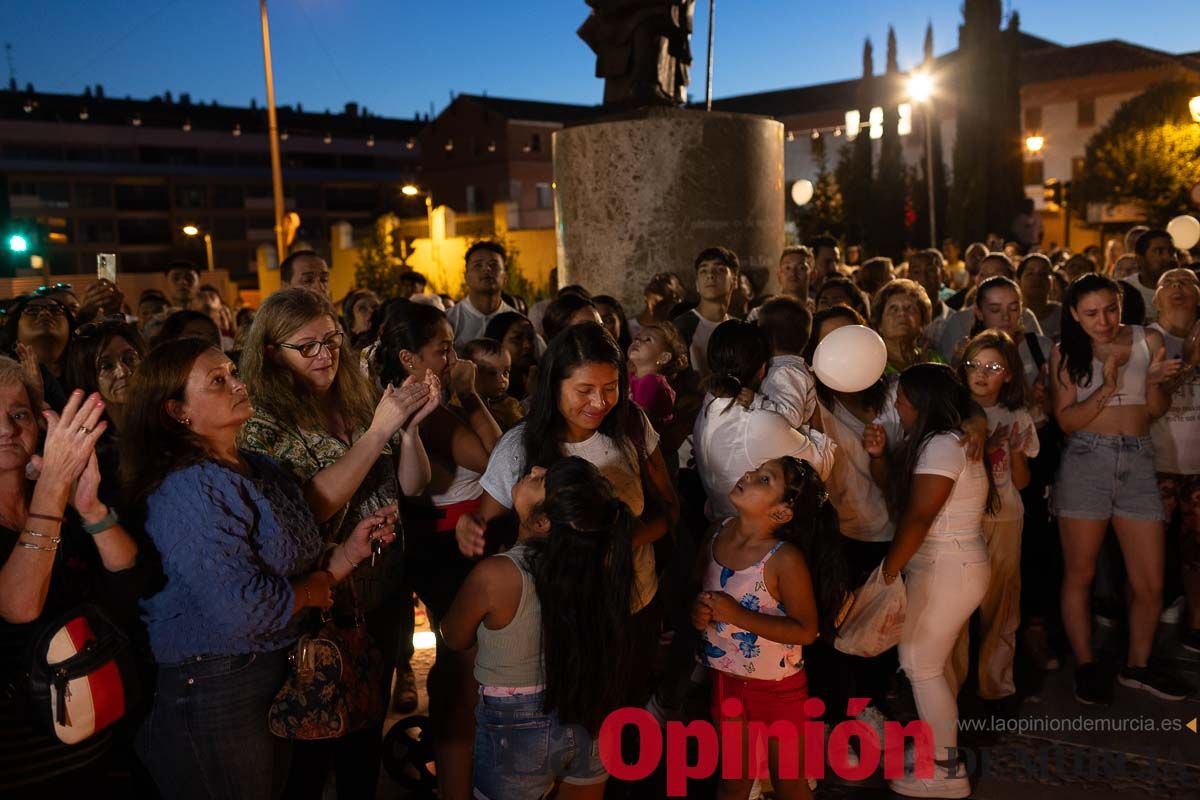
[[1118, 665, 1194, 701], [1074, 663, 1113, 706], [390, 668, 419, 715], [887, 763, 971, 798], [1160, 596, 1185, 625], [1182, 629, 1200, 655], [1023, 625, 1060, 671]]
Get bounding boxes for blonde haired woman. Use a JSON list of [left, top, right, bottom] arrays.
[[238, 288, 438, 798]]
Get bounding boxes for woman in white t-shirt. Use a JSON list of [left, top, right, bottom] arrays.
[[691, 320, 835, 521], [1149, 269, 1200, 654], [880, 363, 995, 799], [456, 322, 679, 704]]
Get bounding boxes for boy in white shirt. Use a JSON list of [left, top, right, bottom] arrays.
[[754, 296, 817, 428]]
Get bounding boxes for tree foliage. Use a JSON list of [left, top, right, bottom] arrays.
[[1074, 81, 1200, 226], [354, 215, 407, 299]]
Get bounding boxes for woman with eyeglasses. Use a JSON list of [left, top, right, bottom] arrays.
[[237, 288, 437, 797], [64, 318, 146, 506], [2, 294, 75, 412]]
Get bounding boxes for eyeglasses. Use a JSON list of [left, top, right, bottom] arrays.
[[75, 316, 130, 339], [23, 300, 67, 318], [97, 350, 142, 376], [33, 283, 74, 295], [278, 330, 345, 358], [963, 360, 1006, 374]]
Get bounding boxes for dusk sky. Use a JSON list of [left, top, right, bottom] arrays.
[[8, 1, 1199, 118]]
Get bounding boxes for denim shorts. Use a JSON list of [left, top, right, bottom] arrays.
[[473, 689, 606, 800], [1054, 432, 1163, 522]]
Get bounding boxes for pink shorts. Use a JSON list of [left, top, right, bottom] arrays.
[[710, 668, 809, 726]]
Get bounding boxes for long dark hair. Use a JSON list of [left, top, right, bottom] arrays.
[[541, 294, 599, 342], [523, 323, 631, 470], [372, 301, 447, 387], [893, 363, 998, 515], [704, 320, 768, 412], [1058, 273, 1120, 389], [806, 305, 889, 412], [120, 337, 218, 504], [774, 456, 852, 638], [524, 457, 635, 734]]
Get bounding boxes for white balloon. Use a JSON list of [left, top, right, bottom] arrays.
[[1166, 215, 1200, 251], [812, 325, 888, 393], [791, 179, 815, 207]]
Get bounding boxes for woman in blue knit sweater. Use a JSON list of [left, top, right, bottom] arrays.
[[123, 338, 398, 800]]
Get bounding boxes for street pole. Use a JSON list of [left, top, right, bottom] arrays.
[[203, 233, 214, 272], [704, 0, 715, 111], [425, 194, 439, 275], [260, 0, 287, 264], [924, 103, 936, 248]]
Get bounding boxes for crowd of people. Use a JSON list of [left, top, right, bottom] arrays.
[[1, 226, 1197, 800]]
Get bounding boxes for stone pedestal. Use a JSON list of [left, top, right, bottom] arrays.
[[553, 107, 784, 312]]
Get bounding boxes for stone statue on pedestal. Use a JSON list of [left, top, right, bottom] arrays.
[[578, 0, 694, 107]]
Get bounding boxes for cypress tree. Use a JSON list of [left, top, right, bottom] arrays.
[[874, 26, 908, 259]]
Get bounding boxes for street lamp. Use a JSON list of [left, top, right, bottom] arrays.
[[1190, 95, 1200, 124], [908, 71, 937, 248], [1025, 135, 1045, 154], [401, 184, 438, 273], [182, 225, 215, 272]]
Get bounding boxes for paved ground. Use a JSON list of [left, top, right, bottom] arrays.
[[374, 607, 1200, 799]]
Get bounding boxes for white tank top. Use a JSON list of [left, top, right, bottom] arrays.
[[1074, 326, 1150, 406], [430, 463, 484, 506]]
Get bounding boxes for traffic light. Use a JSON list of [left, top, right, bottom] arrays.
[[7, 233, 28, 253]]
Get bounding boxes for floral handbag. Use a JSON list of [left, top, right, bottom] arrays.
[[268, 590, 385, 740]]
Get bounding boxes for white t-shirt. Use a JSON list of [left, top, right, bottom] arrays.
[[921, 303, 955, 353], [446, 296, 518, 348], [1149, 323, 1200, 474], [689, 310, 730, 380], [480, 412, 661, 611], [913, 432, 989, 537], [757, 355, 817, 428], [822, 385, 904, 542], [1123, 274, 1158, 323], [982, 405, 1040, 521], [693, 393, 836, 520]]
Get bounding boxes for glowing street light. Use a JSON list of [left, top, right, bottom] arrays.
[[908, 72, 934, 105], [1190, 95, 1200, 124], [182, 225, 214, 271], [401, 184, 421, 197], [908, 71, 938, 247], [1025, 135, 1045, 154], [7, 234, 28, 253]]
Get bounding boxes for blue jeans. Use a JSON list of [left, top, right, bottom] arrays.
[[1055, 432, 1163, 521], [136, 649, 291, 800], [473, 690, 606, 800]]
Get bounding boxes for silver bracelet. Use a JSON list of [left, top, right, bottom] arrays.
[[17, 540, 58, 552]]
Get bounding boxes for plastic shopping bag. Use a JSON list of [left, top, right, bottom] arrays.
[[834, 563, 907, 657]]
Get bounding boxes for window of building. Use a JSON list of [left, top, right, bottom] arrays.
[[535, 183, 552, 209], [175, 185, 207, 208], [1023, 160, 1044, 186], [115, 184, 169, 211], [530, 133, 542, 153], [465, 185, 478, 213], [1024, 106, 1042, 132], [1077, 98, 1095, 127], [76, 182, 113, 208], [36, 182, 70, 208], [78, 218, 115, 244], [213, 217, 247, 240], [509, 180, 523, 204], [212, 185, 245, 209], [117, 218, 172, 245]]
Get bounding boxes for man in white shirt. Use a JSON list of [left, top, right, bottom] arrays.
[[1126, 229, 1176, 323], [672, 246, 737, 380], [908, 249, 954, 349], [279, 250, 331, 300], [446, 241, 518, 347]]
